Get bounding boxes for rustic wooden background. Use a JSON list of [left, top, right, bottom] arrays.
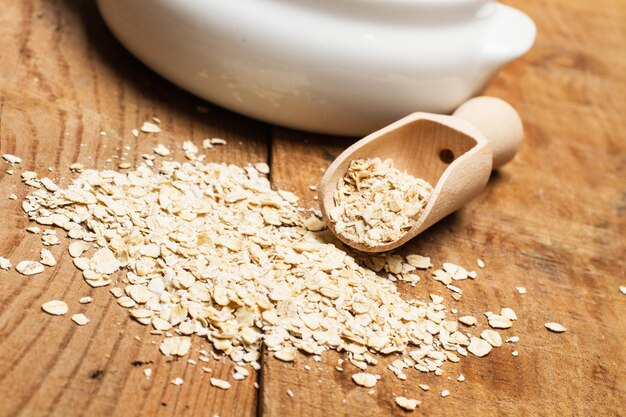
[[0, 0, 624, 416]]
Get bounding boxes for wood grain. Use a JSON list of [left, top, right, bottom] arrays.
[[0, 1, 267, 417], [0, 0, 625, 417], [261, 0, 626, 415]]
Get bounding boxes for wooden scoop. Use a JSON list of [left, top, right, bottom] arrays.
[[318, 96, 524, 253]]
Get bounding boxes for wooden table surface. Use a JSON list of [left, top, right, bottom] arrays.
[[1, 0, 624, 416]]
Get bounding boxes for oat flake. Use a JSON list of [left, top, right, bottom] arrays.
[[544, 322, 566, 333], [40, 249, 57, 267], [71, 313, 89, 326], [2, 154, 22, 164], [351, 372, 378, 388], [16, 260, 44, 276], [141, 122, 161, 133], [480, 329, 502, 347], [0, 257, 11, 270], [42, 300, 69, 316], [467, 337, 492, 357], [210, 378, 231, 390], [395, 396, 421, 411]]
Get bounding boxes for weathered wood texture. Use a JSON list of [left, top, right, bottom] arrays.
[[0, 1, 266, 417], [1, 0, 625, 417], [262, 0, 626, 415]]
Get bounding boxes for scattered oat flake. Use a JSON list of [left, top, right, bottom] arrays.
[[131, 129, 139, 137], [182, 141, 198, 156], [458, 315, 477, 326], [619, 285, 626, 295], [274, 346, 297, 362], [457, 374, 465, 382], [352, 372, 378, 388], [71, 313, 89, 326], [405, 254, 432, 269], [160, 336, 191, 356], [79, 296, 93, 304], [544, 322, 566, 333], [3, 154, 22, 164], [201, 139, 214, 149], [441, 390, 450, 398], [8, 194, 17, 200], [42, 300, 69, 316], [210, 378, 231, 390], [153, 144, 171, 156], [480, 329, 503, 347], [395, 396, 421, 411], [0, 257, 11, 270], [447, 284, 463, 294], [210, 138, 227, 145], [430, 293, 444, 304], [16, 260, 45, 276], [511, 350, 519, 357], [506, 336, 520, 343], [500, 307, 517, 321], [144, 368, 152, 378], [69, 163, 84, 172], [468, 337, 492, 357], [286, 389, 294, 398], [418, 384, 430, 391], [516, 286, 527, 294], [477, 258, 485, 268], [40, 249, 57, 267], [171, 377, 184, 386], [141, 122, 161, 133], [488, 315, 513, 329], [443, 262, 468, 280]]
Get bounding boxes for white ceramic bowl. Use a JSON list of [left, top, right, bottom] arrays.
[[97, 0, 535, 136]]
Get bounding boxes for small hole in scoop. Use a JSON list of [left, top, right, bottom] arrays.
[[439, 149, 455, 164]]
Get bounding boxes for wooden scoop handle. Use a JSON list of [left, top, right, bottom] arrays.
[[452, 96, 524, 169]]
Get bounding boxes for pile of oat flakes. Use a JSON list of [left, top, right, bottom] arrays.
[[1, 142, 525, 411], [330, 157, 433, 247]]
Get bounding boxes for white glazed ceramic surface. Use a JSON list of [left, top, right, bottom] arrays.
[[96, 0, 535, 136]]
